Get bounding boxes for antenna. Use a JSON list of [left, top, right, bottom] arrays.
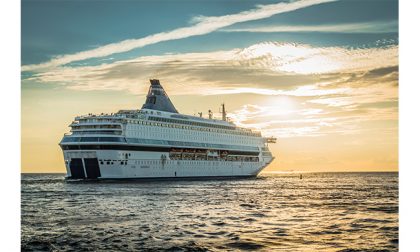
[[198, 112, 203, 118], [221, 103, 227, 121]]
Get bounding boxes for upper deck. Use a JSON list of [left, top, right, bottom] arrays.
[[71, 108, 261, 137], [65, 79, 266, 139]]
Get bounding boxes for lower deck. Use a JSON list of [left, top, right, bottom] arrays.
[[63, 150, 273, 180]]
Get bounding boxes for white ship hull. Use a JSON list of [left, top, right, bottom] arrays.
[[63, 150, 274, 180]]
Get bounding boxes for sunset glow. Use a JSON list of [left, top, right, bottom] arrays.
[[21, 0, 398, 173]]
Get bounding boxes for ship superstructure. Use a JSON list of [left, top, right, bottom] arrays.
[[59, 79, 275, 179]]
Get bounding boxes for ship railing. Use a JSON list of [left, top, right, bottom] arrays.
[[76, 113, 129, 119], [63, 132, 121, 136], [72, 132, 122, 135]]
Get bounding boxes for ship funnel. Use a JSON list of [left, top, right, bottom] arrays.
[[141, 79, 178, 113]]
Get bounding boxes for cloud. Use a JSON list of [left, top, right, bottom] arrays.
[[23, 41, 398, 139], [228, 104, 337, 138], [228, 97, 397, 138], [235, 42, 398, 74], [24, 42, 398, 96], [21, 0, 336, 72], [222, 20, 398, 33], [308, 83, 398, 109], [22, 40, 398, 140], [205, 85, 350, 97]]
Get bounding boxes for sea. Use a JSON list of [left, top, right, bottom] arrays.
[[21, 172, 398, 251]]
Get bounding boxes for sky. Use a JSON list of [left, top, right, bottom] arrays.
[[21, 0, 398, 173]]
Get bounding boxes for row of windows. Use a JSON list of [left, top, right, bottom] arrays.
[[125, 138, 259, 152], [126, 124, 257, 146], [75, 115, 259, 137], [78, 118, 123, 124], [61, 137, 126, 143], [72, 124, 122, 129], [99, 160, 127, 165], [71, 131, 122, 135], [61, 144, 169, 152], [96, 159, 257, 166], [149, 116, 234, 130], [61, 136, 259, 152], [147, 116, 260, 137], [169, 153, 259, 162]]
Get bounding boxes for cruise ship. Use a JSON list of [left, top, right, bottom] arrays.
[[59, 79, 276, 180]]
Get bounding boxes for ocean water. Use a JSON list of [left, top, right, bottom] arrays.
[[21, 172, 398, 251]]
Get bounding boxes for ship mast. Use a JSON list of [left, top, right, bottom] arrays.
[[221, 103, 227, 121]]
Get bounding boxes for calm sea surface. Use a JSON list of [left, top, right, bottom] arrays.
[[21, 172, 398, 251]]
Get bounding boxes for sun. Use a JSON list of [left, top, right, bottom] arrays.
[[264, 95, 297, 116]]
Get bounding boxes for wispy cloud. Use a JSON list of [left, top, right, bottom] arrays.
[[206, 85, 350, 97], [222, 20, 398, 33], [236, 42, 398, 74], [21, 0, 335, 72], [24, 42, 398, 94], [228, 96, 398, 138]]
